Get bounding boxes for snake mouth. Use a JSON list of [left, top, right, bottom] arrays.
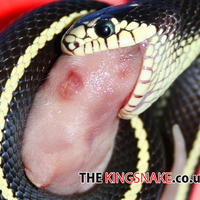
[[61, 15, 161, 119], [61, 36, 156, 119], [118, 32, 178, 119], [62, 10, 197, 119]]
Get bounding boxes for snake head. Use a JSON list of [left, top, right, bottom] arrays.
[[61, 1, 199, 119], [61, 14, 116, 56], [61, 3, 156, 56], [61, 4, 159, 119]]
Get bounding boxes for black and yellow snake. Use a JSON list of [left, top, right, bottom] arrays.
[[0, 0, 199, 199]]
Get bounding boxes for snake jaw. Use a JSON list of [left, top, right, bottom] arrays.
[[118, 28, 200, 118], [61, 1, 200, 119]]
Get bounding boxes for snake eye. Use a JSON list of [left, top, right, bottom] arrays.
[[95, 20, 115, 38]]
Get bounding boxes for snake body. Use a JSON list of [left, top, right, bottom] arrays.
[[0, 0, 199, 199]]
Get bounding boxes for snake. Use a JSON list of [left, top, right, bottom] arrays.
[[0, 0, 199, 199]]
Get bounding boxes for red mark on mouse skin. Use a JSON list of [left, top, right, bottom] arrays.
[[61, 70, 83, 99], [40, 184, 50, 190]]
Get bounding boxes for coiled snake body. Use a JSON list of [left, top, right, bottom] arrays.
[[0, 0, 199, 199]]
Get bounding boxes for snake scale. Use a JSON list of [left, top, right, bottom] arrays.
[[0, 0, 199, 199]]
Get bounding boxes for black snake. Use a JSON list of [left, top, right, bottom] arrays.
[[0, 0, 199, 199]]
